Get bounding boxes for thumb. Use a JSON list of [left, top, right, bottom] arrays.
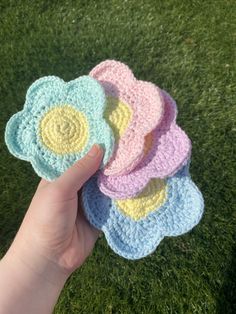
[[54, 144, 103, 195]]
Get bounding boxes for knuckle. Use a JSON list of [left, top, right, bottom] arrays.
[[77, 157, 91, 171]]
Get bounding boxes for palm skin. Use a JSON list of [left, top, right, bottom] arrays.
[[10, 145, 103, 279], [0, 145, 103, 314]]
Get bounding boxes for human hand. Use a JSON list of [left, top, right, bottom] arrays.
[[0, 144, 103, 314], [11, 144, 103, 276]]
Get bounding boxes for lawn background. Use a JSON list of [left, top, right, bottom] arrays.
[[0, 0, 235, 313]]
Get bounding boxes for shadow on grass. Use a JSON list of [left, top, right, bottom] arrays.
[[217, 244, 236, 314]]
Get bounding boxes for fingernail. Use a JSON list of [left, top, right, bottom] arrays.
[[87, 144, 102, 157]]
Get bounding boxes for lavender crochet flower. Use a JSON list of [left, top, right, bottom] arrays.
[[99, 90, 191, 199]]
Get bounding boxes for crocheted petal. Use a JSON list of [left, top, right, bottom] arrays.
[[82, 176, 164, 260], [160, 90, 177, 125], [66, 76, 106, 117], [133, 81, 164, 132], [159, 175, 204, 236], [98, 163, 191, 200], [5, 111, 35, 160], [92, 120, 114, 166], [82, 175, 112, 230], [30, 155, 61, 181], [98, 125, 191, 199], [103, 83, 165, 176], [25, 76, 66, 110], [89, 60, 135, 97], [103, 215, 164, 260], [98, 169, 146, 199], [147, 124, 191, 178], [103, 135, 144, 176]]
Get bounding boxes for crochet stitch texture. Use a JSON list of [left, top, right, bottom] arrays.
[[90, 60, 164, 176], [5, 60, 204, 259], [5, 76, 114, 180], [99, 89, 191, 199], [82, 166, 204, 260]]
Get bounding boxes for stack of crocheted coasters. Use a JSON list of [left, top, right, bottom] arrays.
[[5, 60, 204, 260]]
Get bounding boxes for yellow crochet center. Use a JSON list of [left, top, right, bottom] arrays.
[[115, 179, 167, 221], [104, 96, 132, 141], [40, 105, 88, 154]]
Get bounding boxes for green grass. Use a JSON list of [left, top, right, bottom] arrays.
[[0, 0, 235, 313]]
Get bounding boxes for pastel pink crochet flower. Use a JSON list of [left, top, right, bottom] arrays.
[[90, 60, 164, 176], [98, 90, 191, 199]]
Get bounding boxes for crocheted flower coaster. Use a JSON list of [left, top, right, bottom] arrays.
[[5, 76, 114, 180], [82, 165, 204, 260], [98, 90, 191, 199], [90, 60, 164, 176]]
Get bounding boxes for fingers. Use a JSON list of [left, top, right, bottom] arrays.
[[54, 144, 103, 195]]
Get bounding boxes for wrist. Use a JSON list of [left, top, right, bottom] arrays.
[[0, 247, 68, 314], [3, 237, 69, 290]]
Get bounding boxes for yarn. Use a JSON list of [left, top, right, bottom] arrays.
[[90, 60, 164, 176], [98, 90, 191, 199], [104, 96, 132, 141], [5, 75, 115, 180], [40, 105, 89, 154], [82, 166, 204, 260], [5, 60, 204, 260], [115, 178, 167, 220]]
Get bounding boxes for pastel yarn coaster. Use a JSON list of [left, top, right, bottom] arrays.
[[90, 60, 164, 176], [82, 165, 204, 260], [5, 76, 114, 180], [99, 90, 191, 199]]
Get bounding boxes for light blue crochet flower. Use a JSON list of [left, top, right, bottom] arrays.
[[5, 76, 114, 180], [82, 166, 204, 260]]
